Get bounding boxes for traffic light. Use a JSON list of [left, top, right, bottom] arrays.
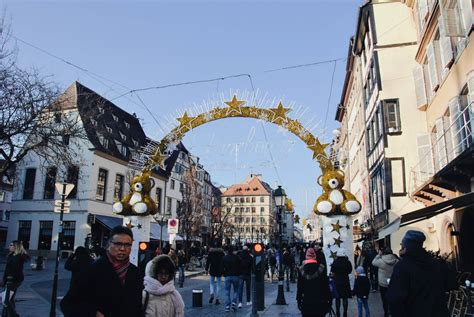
[[138, 241, 150, 263], [252, 243, 264, 255]]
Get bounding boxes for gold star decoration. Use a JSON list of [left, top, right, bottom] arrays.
[[125, 221, 134, 229], [330, 250, 338, 260], [176, 112, 195, 131], [331, 220, 342, 234], [308, 138, 329, 159], [249, 106, 260, 117], [286, 120, 302, 135], [327, 243, 331, 249], [333, 236, 343, 247], [269, 102, 291, 123], [345, 224, 350, 230], [152, 149, 168, 168], [224, 95, 245, 116]]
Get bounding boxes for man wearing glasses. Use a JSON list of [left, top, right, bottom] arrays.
[[78, 225, 143, 317]]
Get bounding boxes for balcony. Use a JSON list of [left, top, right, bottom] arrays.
[[411, 101, 474, 205]]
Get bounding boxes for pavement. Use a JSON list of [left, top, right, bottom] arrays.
[[0, 256, 384, 316]]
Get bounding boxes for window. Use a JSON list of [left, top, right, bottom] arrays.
[[38, 221, 53, 250], [124, 121, 130, 129], [23, 168, 36, 200], [370, 165, 389, 216], [383, 100, 402, 133], [97, 133, 109, 149], [115, 141, 128, 157], [96, 169, 108, 201], [170, 179, 175, 190], [235, 207, 240, 213], [180, 182, 184, 192], [114, 174, 124, 201], [226, 197, 231, 203], [260, 217, 266, 224], [106, 126, 112, 134], [17, 221, 31, 249], [166, 197, 172, 214], [252, 207, 256, 213], [132, 139, 139, 148], [246, 197, 250, 203], [246, 217, 250, 223], [252, 217, 256, 223], [240, 197, 244, 203], [62, 134, 70, 146], [234, 198, 239, 203], [260, 197, 264, 203], [66, 166, 79, 199], [112, 114, 118, 122], [260, 207, 265, 213], [155, 188, 162, 213], [43, 167, 57, 199], [227, 207, 231, 213], [246, 207, 250, 213], [90, 118, 97, 126], [119, 131, 127, 141], [251, 197, 256, 203], [98, 107, 105, 115], [54, 112, 62, 123], [62, 221, 76, 251]]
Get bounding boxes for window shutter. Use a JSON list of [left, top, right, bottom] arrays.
[[443, 115, 455, 161], [440, 0, 464, 36], [438, 17, 454, 69], [416, 134, 434, 182], [459, 0, 473, 35], [419, 0, 429, 26], [434, 118, 448, 169], [413, 65, 428, 109], [426, 42, 439, 92], [448, 96, 463, 156]]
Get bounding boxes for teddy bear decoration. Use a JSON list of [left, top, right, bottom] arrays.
[[313, 158, 361, 216], [113, 170, 158, 216]]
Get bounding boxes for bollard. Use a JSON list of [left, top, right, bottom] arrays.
[[1, 276, 13, 317], [192, 289, 203, 307], [36, 256, 44, 271]]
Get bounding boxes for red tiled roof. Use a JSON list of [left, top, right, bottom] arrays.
[[222, 176, 271, 196]]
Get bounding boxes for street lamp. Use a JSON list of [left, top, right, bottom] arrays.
[[154, 214, 168, 249], [273, 185, 286, 305]]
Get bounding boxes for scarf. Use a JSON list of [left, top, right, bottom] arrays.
[[107, 252, 130, 285], [143, 276, 185, 317]]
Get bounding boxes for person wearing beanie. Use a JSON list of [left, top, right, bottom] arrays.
[[387, 230, 457, 317], [330, 248, 353, 317], [296, 248, 331, 317], [353, 266, 370, 317]]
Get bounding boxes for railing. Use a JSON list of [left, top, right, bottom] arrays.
[[411, 100, 473, 193]]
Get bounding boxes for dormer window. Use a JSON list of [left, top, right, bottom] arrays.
[[119, 131, 127, 141], [90, 118, 97, 126], [132, 139, 139, 148], [97, 133, 109, 149], [106, 126, 113, 134], [98, 107, 105, 115], [115, 140, 128, 157], [112, 114, 118, 122], [124, 121, 130, 129]]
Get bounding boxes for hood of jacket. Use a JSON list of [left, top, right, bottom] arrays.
[[145, 254, 175, 278], [300, 262, 325, 280], [381, 254, 398, 265], [209, 247, 224, 255]]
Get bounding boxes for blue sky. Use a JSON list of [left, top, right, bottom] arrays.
[[3, 0, 361, 220]]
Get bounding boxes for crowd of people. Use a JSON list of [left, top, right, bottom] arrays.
[[0, 227, 460, 317]]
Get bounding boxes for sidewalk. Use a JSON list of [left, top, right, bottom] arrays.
[[253, 285, 384, 316]]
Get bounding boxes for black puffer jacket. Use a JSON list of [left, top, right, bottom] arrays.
[[206, 248, 225, 277], [330, 256, 353, 298], [239, 249, 253, 276], [296, 261, 331, 316], [222, 253, 242, 277], [387, 249, 457, 317]]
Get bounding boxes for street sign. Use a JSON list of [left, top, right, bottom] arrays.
[[54, 200, 71, 207], [168, 218, 179, 234], [54, 206, 70, 214], [55, 182, 75, 197]]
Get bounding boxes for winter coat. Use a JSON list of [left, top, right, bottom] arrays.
[[177, 251, 186, 266], [239, 249, 253, 276], [2, 253, 28, 285], [77, 256, 143, 317], [143, 256, 185, 317], [60, 254, 94, 317], [387, 249, 457, 317], [330, 256, 353, 298], [372, 254, 398, 287], [222, 253, 242, 277], [353, 275, 370, 299], [282, 251, 293, 267], [316, 250, 327, 268], [296, 260, 331, 316], [206, 248, 225, 277]]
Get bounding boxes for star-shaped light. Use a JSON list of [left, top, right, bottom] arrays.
[[331, 220, 342, 233], [286, 119, 302, 134], [224, 95, 245, 116], [249, 106, 260, 117], [308, 139, 329, 159], [152, 149, 168, 168], [125, 221, 134, 229], [176, 112, 195, 131], [345, 224, 350, 230], [330, 250, 338, 260], [137, 224, 143, 229], [333, 236, 343, 247], [269, 102, 291, 123]]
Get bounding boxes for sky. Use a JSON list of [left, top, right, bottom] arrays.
[[2, 0, 362, 221]]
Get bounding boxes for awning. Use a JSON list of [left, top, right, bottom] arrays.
[[150, 223, 168, 241], [377, 192, 474, 238], [95, 215, 123, 230], [400, 192, 474, 227]]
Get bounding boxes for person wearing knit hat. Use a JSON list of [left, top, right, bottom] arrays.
[[297, 247, 330, 316], [387, 230, 457, 317], [353, 266, 370, 317]]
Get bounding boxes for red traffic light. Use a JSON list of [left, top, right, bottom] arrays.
[[253, 243, 264, 255]]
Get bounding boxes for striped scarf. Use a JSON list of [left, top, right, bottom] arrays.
[[107, 252, 131, 285]]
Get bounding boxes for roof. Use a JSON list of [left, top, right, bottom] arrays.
[[222, 175, 273, 196]]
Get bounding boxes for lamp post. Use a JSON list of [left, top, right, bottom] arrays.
[[273, 185, 286, 305], [154, 214, 168, 250]]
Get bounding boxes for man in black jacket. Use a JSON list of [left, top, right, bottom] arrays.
[[238, 245, 253, 307], [387, 230, 457, 317], [78, 226, 142, 317], [222, 245, 242, 312], [206, 242, 225, 305]]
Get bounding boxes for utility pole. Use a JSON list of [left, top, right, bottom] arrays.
[[50, 182, 74, 317]]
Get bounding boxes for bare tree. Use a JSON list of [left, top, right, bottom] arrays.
[[210, 199, 236, 244], [0, 16, 87, 179]]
